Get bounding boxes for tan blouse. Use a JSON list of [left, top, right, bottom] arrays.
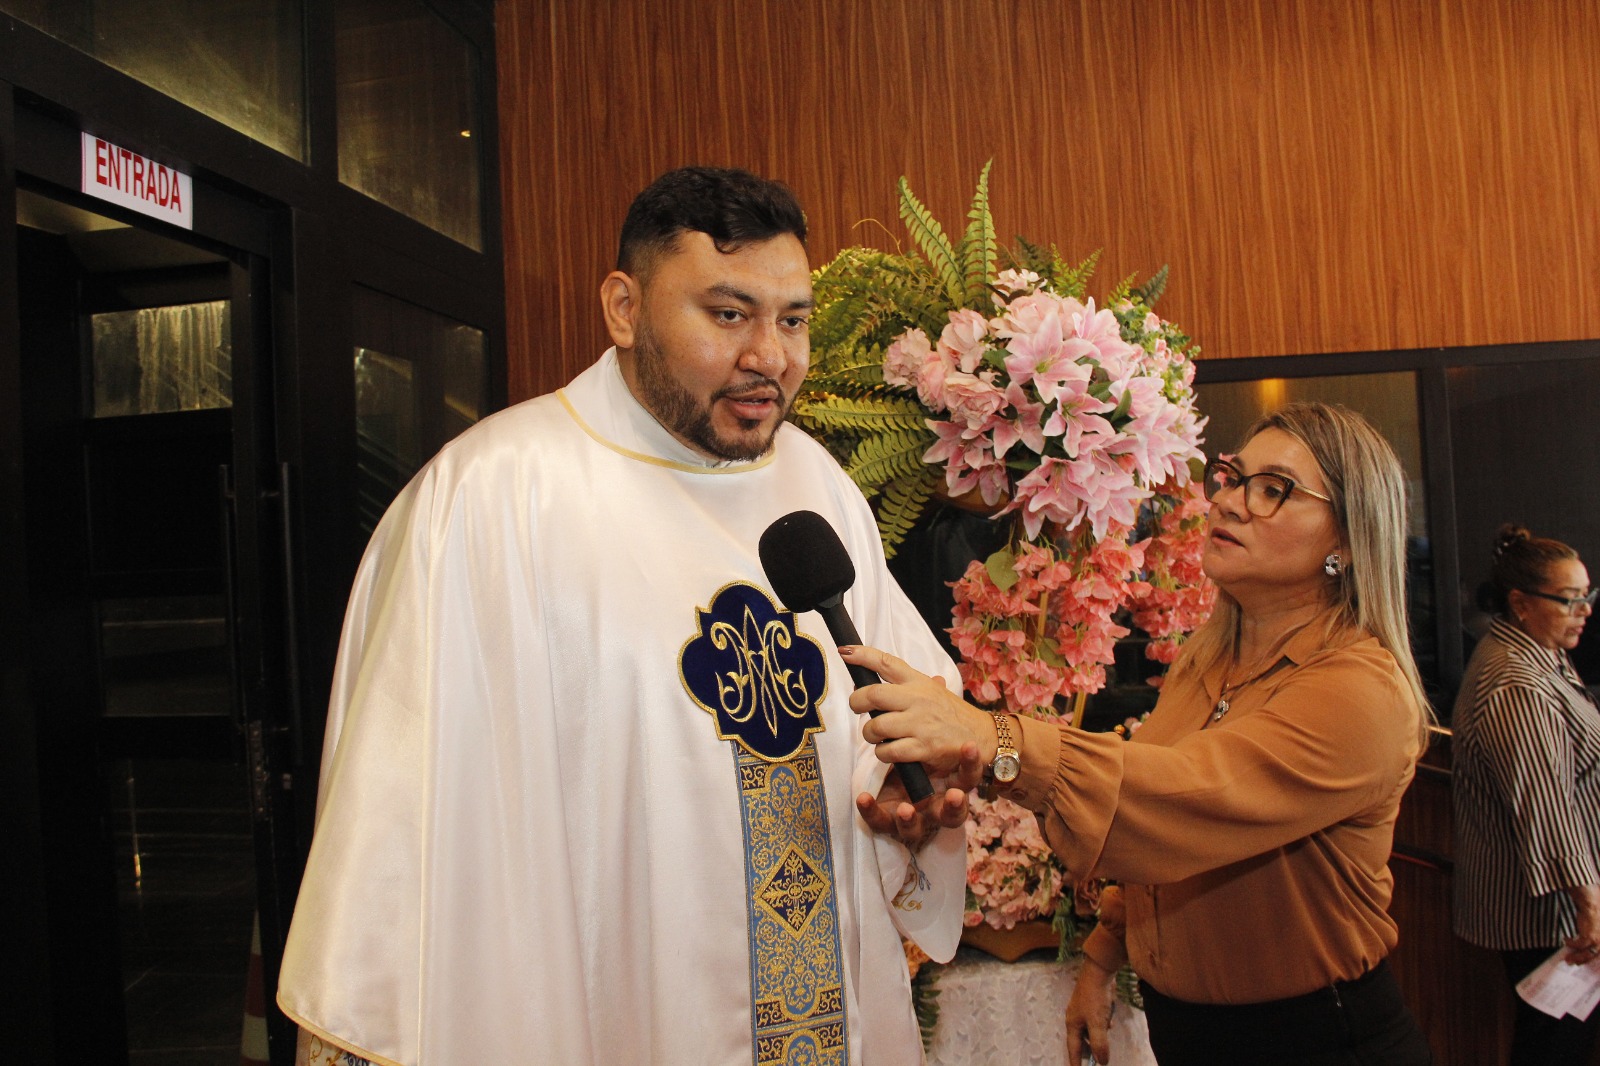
[[1003, 610, 1422, 1004]]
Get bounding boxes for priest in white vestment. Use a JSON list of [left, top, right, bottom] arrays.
[[277, 167, 976, 1066]]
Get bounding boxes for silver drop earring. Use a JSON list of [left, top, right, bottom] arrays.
[[1323, 552, 1343, 577]]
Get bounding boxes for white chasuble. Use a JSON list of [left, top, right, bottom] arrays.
[[277, 349, 965, 1065]]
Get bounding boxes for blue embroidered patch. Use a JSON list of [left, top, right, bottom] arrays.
[[680, 582, 829, 763]]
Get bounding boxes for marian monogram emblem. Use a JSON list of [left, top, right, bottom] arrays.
[[680, 583, 828, 763]]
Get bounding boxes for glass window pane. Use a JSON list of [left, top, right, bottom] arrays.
[[354, 346, 418, 536], [1194, 372, 1436, 689], [353, 287, 487, 535], [1447, 357, 1600, 683], [336, 0, 483, 250], [0, 0, 307, 161], [440, 323, 486, 439], [92, 301, 232, 417]]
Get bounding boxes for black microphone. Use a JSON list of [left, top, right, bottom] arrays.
[[759, 509, 935, 803]]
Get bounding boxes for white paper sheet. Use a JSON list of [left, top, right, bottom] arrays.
[[1515, 948, 1600, 1020]]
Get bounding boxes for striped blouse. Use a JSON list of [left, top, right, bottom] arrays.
[[1452, 617, 1600, 949]]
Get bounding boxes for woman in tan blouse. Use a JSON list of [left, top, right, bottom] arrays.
[[843, 402, 1433, 1065]]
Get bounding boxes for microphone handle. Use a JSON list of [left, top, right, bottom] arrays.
[[817, 602, 935, 803]]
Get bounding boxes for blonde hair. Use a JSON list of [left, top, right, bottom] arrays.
[[1175, 401, 1433, 748]]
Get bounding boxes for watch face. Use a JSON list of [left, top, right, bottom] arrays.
[[993, 753, 1021, 782]]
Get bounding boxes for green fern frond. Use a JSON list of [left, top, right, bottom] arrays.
[[856, 270, 948, 322], [875, 472, 939, 560], [801, 356, 889, 391], [812, 252, 951, 348], [1006, 236, 1051, 279], [1052, 248, 1100, 299], [911, 960, 944, 1053], [792, 394, 928, 432], [897, 176, 965, 308], [811, 249, 919, 309], [809, 298, 887, 359], [957, 160, 997, 305], [1001, 240, 1099, 300], [1109, 271, 1139, 303], [844, 426, 938, 491], [1131, 264, 1170, 308]]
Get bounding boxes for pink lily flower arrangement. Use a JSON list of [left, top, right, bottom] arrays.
[[879, 266, 1211, 722], [796, 168, 1217, 939], [885, 271, 1205, 546]]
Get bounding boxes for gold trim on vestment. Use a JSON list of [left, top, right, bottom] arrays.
[[278, 1002, 402, 1066], [558, 390, 778, 473]]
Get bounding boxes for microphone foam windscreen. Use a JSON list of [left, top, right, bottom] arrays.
[[759, 510, 857, 613]]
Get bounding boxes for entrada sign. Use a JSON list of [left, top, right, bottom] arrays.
[[79, 132, 194, 230]]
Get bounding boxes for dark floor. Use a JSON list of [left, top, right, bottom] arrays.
[[108, 754, 258, 1066]]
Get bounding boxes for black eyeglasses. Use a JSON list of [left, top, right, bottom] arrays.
[[1520, 588, 1600, 615], [1202, 457, 1334, 518]]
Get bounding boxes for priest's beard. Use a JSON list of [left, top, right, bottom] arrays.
[[632, 321, 791, 461]]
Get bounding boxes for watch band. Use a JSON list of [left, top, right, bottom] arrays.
[[986, 712, 1021, 795], [991, 712, 1015, 758]]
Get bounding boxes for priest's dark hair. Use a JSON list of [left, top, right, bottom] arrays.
[[617, 166, 807, 281]]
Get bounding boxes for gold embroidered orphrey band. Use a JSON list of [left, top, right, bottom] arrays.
[[737, 745, 847, 1065]]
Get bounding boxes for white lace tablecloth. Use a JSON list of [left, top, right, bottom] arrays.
[[926, 949, 1156, 1066]]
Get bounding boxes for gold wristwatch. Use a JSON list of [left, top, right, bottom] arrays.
[[988, 712, 1020, 790]]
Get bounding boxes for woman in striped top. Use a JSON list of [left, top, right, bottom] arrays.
[[1452, 524, 1600, 1066]]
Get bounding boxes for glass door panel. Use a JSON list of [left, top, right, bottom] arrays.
[[352, 285, 486, 536], [15, 184, 275, 1063], [92, 301, 232, 416]]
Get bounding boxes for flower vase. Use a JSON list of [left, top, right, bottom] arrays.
[[959, 919, 1061, 963]]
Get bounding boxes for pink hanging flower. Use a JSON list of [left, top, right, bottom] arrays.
[[1127, 479, 1218, 676], [990, 382, 1047, 459], [925, 423, 1009, 507], [1105, 379, 1205, 487], [1041, 383, 1116, 457], [964, 795, 1065, 929]]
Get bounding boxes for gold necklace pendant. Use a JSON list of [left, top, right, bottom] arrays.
[[1211, 650, 1282, 727]]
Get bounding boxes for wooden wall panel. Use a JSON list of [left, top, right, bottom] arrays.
[[1389, 740, 1519, 1066], [493, 2, 1600, 1056], [497, 0, 1600, 400]]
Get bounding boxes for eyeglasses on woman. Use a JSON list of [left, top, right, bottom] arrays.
[[1520, 587, 1599, 615], [1202, 457, 1334, 519]]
